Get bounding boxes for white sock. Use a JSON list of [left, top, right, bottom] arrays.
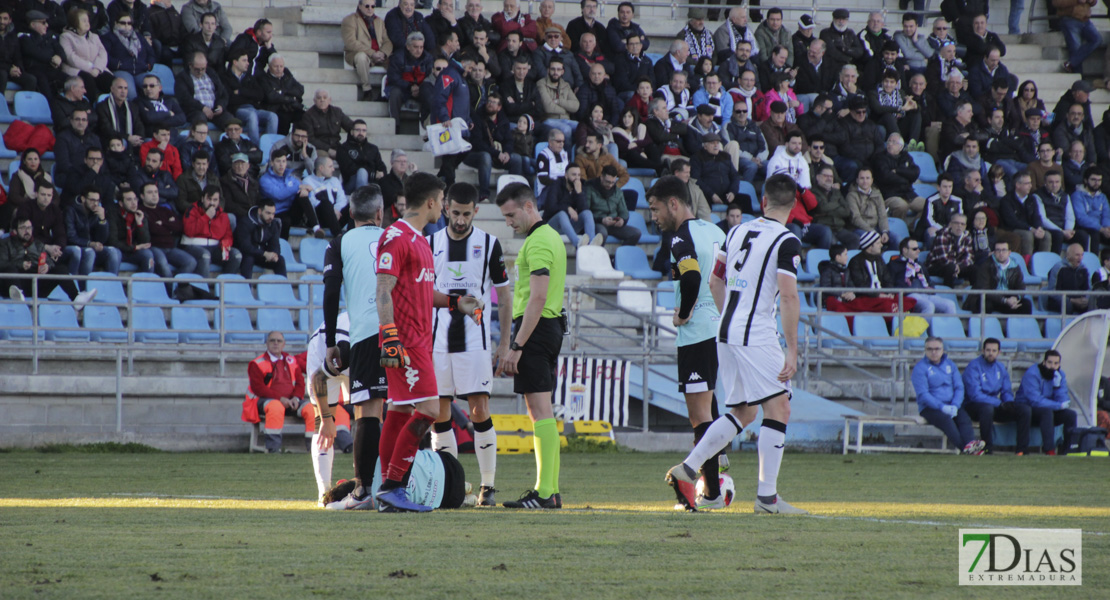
[[684, 414, 743, 470], [432, 428, 458, 457], [757, 422, 787, 499], [473, 428, 497, 487], [311, 434, 334, 499]]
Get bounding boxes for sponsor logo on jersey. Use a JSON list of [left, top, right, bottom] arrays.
[[726, 276, 750, 288], [405, 365, 420, 391], [447, 264, 465, 279], [415, 268, 435, 283], [378, 252, 393, 270]]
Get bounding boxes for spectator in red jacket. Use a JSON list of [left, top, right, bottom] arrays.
[[182, 185, 241, 276], [244, 331, 313, 453], [492, 0, 538, 52]]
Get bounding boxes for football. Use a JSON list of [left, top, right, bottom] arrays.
[[695, 473, 736, 506]]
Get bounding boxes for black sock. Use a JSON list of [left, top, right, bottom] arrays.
[[433, 420, 453, 433], [693, 422, 721, 499], [353, 417, 380, 498], [473, 417, 494, 432]]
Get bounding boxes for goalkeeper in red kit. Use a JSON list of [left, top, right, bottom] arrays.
[[373, 172, 483, 512]]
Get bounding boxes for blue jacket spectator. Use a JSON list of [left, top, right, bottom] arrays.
[[691, 87, 734, 125], [1014, 352, 1077, 454], [1016, 362, 1068, 410], [431, 59, 469, 127], [912, 340, 981, 452], [259, 161, 302, 213], [1070, 176, 1110, 238], [385, 43, 434, 97], [962, 355, 1013, 408]]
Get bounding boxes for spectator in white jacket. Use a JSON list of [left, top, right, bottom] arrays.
[[301, 156, 348, 237], [765, 131, 811, 190]]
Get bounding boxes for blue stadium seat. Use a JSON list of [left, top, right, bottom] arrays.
[[888, 218, 910, 244], [6, 160, 21, 189], [533, 141, 548, 159], [173, 273, 219, 306], [614, 246, 662, 280], [14, 91, 52, 124], [627, 167, 655, 177], [257, 274, 304, 306], [1013, 255, 1041, 286], [86, 273, 129, 304], [853, 314, 898, 349], [910, 151, 937, 183], [931, 316, 976, 350], [1032, 251, 1060, 277], [299, 307, 324, 334], [298, 237, 328, 271], [645, 52, 664, 64], [214, 273, 264, 306], [0, 97, 16, 124], [216, 307, 264, 344], [1007, 317, 1051, 352], [912, 182, 937, 199], [1045, 317, 1066, 340], [130, 272, 177, 304], [37, 304, 90, 342], [279, 238, 307, 273], [655, 281, 675, 310], [969, 317, 1016, 351], [147, 64, 176, 96], [736, 180, 759, 213], [260, 133, 285, 163], [882, 250, 900, 263], [817, 314, 851, 348], [805, 248, 830, 277], [623, 212, 661, 245], [0, 303, 42, 341], [171, 306, 219, 343], [299, 274, 324, 306], [258, 308, 308, 344], [1082, 251, 1100, 275], [130, 306, 179, 343], [622, 177, 647, 209], [83, 305, 127, 342], [289, 227, 308, 237], [0, 133, 16, 159]]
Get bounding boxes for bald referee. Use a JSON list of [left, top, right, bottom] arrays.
[[320, 185, 389, 510], [496, 182, 568, 510]]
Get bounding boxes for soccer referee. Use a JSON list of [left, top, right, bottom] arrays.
[[495, 182, 567, 510]]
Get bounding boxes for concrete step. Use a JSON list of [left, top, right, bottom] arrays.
[[1003, 59, 1078, 74]]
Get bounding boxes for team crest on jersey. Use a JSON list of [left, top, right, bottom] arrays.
[[473, 245, 482, 259], [378, 252, 393, 270], [793, 255, 801, 269]]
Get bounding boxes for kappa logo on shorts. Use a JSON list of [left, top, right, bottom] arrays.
[[351, 380, 363, 387], [688, 372, 702, 381], [405, 365, 420, 391]]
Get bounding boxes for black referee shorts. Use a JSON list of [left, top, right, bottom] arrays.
[[677, 337, 718, 394], [512, 317, 564, 395], [349, 335, 388, 403]]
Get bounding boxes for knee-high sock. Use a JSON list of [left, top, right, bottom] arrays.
[[757, 419, 787, 499], [311, 416, 334, 499], [432, 420, 458, 457], [353, 416, 380, 497], [693, 422, 720, 499], [473, 418, 497, 487], [385, 411, 436, 484], [551, 431, 561, 495], [378, 409, 407, 481], [532, 418, 559, 498], [684, 413, 743, 470]]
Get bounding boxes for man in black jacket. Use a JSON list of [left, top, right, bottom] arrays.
[[256, 54, 304, 135], [793, 38, 837, 109], [226, 18, 275, 77], [612, 33, 653, 96], [500, 55, 538, 122], [219, 152, 260, 221], [96, 76, 144, 148], [55, 110, 102, 191], [826, 96, 883, 185], [336, 119, 386, 193], [181, 11, 227, 73], [0, 9, 37, 93], [870, 132, 924, 221], [235, 198, 284, 278], [690, 133, 738, 206], [19, 9, 65, 95], [214, 118, 262, 177], [465, 94, 521, 201], [147, 0, 185, 64]]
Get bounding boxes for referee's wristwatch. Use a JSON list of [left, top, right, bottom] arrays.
[[510, 340, 524, 352]]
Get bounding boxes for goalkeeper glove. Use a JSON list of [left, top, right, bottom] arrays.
[[379, 323, 409, 368]]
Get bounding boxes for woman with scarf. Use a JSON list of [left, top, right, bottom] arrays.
[[60, 8, 115, 99], [1008, 80, 1047, 129], [759, 71, 802, 122], [1, 149, 52, 231], [868, 68, 914, 142], [107, 185, 159, 275], [924, 40, 965, 92], [968, 210, 997, 265], [100, 9, 154, 96], [728, 69, 765, 124], [613, 107, 662, 174]]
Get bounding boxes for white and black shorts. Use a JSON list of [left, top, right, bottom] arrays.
[[717, 342, 792, 407], [677, 337, 718, 394], [435, 349, 494, 399], [349, 336, 389, 404]]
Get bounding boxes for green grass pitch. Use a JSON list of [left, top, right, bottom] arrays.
[[1, 448, 1107, 599]]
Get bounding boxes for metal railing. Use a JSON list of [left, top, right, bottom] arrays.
[[527, 0, 939, 25]]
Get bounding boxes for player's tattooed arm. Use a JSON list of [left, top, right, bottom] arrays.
[[376, 273, 397, 325]]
